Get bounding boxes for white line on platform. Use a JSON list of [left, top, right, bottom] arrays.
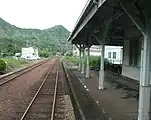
[[108, 117, 112, 120], [102, 109, 106, 113]]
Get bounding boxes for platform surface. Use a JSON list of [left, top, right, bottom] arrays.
[[72, 68, 139, 120]]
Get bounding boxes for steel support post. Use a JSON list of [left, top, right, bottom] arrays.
[[78, 47, 82, 71], [86, 47, 90, 78], [120, 2, 151, 119], [81, 46, 85, 74], [98, 42, 105, 90], [138, 33, 151, 120]]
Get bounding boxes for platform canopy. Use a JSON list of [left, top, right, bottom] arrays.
[[68, 0, 150, 46]]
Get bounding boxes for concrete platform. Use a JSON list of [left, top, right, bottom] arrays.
[[71, 68, 139, 120]]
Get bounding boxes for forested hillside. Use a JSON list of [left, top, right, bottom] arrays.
[[0, 18, 72, 57]]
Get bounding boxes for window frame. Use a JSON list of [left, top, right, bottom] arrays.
[[108, 52, 111, 58], [113, 52, 117, 59]]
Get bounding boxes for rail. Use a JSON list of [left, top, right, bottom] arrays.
[[50, 63, 59, 120], [19, 59, 59, 120]]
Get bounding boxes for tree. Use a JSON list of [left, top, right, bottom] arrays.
[[0, 18, 72, 57], [39, 50, 50, 58]]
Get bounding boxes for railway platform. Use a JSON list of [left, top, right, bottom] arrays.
[[67, 63, 139, 120]]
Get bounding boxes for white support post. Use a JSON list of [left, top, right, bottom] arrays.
[[98, 42, 105, 90], [138, 33, 151, 120], [120, 2, 151, 119], [81, 47, 85, 74], [86, 47, 90, 78], [78, 48, 82, 71]]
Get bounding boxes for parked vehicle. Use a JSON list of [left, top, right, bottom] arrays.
[[25, 56, 40, 61]]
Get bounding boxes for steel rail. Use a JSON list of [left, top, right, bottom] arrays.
[[20, 60, 58, 120], [0, 60, 48, 86], [50, 62, 59, 120]]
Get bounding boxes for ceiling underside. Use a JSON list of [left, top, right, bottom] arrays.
[[71, 0, 148, 46]]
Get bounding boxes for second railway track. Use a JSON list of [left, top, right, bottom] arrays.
[[0, 59, 48, 86], [0, 58, 75, 120], [19, 59, 66, 120]]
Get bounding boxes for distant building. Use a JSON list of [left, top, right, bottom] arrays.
[[89, 45, 101, 56], [73, 45, 123, 64], [21, 47, 39, 60], [105, 46, 123, 64], [15, 53, 21, 57]]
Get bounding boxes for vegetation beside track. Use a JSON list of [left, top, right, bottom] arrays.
[[63, 55, 108, 69], [89, 56, 100, 69], [62, 56, 80, 65], [0, 58, 28, 73], [63, 55, 122, 75], [0, 59, 6, 74]]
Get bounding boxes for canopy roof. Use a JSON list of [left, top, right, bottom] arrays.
[[68, 0, 149, 46]]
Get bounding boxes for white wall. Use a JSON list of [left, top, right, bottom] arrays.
[[34, 48, 39, 56], [90, 45, 101, 56], [72, 45, 101, 56], [104, 46, 123, 64], [122, 39, 140, 81], [122, 65, 140, 81], [21, 47, 39, 58], [73, 47, 79, 56], [22, 47, 34, 55], [73, 45, 123, 64]]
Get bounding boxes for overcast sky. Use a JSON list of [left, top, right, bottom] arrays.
[[0, 0, 88, 31]]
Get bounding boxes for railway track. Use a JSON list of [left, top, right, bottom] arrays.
[[0, 59, 48, 86], [18, 60, 66, 120], [52, 63, 66, 120]]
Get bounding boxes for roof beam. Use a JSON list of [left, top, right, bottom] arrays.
[[75, 44, 80, 49], [92, 33, 102, 45], [120, 0, 146, 35], [70, 5, 98, 41]]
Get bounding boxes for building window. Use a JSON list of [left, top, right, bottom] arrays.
[[113, 52, 116, 59], [108, 52, 111, 58]]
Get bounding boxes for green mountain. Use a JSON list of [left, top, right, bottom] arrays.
[[0, 18, 72, 56]]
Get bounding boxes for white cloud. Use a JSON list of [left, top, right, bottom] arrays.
[[0, 0, 88, 31]]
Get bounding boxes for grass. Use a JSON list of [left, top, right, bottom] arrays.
[[89, 56, 100, 69], [62, 56, 80, 65], [63, 55, 100, 68], [63, 55, 109, 70], [1, 58, 28, 71]]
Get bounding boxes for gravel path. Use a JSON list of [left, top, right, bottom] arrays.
[[60, 63, 75, 120], [64, 95, 75, 120]]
